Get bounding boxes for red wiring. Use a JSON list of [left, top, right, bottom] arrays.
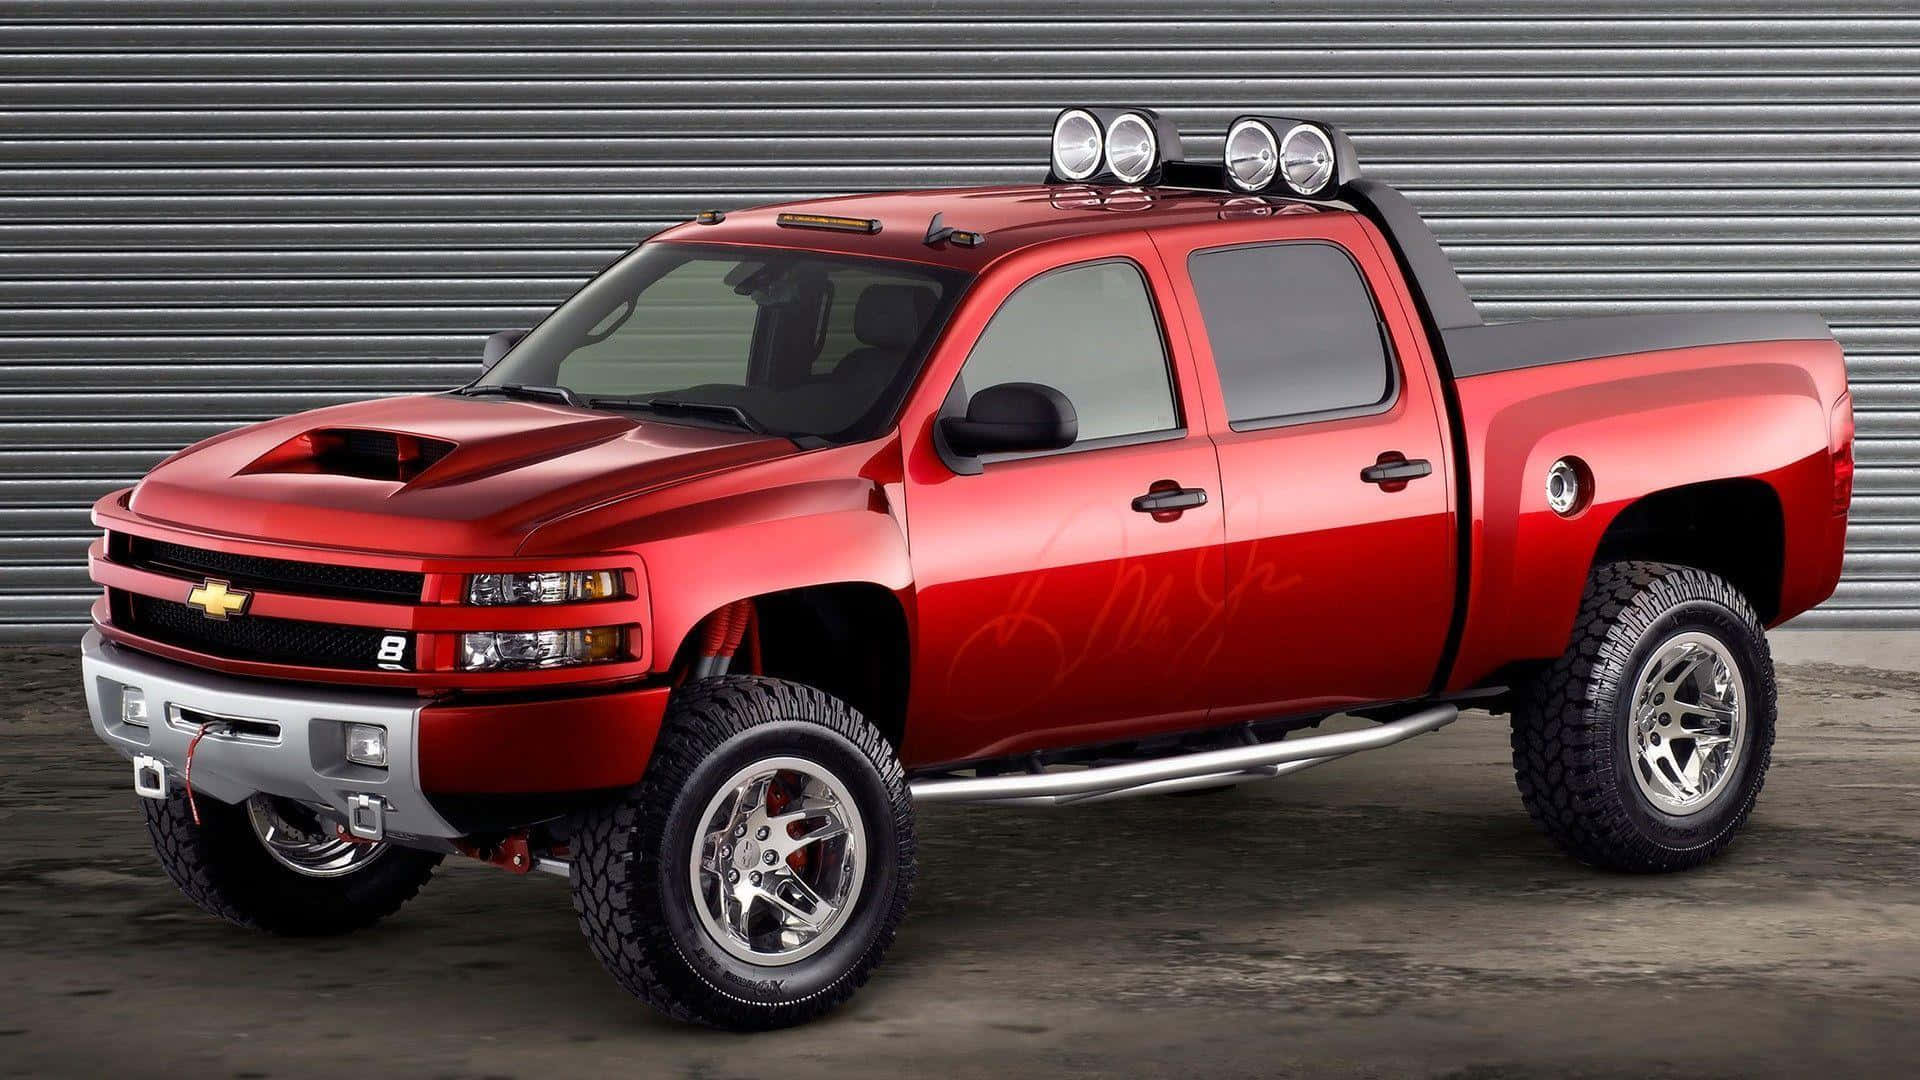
[[182, 722, 225, 827]]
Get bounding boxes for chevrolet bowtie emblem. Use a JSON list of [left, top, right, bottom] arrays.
[[186, 578, 250, 620]]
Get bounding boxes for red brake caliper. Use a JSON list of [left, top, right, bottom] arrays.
[[766, 774, 809, 872]]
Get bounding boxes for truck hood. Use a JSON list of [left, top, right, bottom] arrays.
[[126, 394, 798, 558]]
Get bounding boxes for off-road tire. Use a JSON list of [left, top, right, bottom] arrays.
[[570, 675, 915, 1030], [1510, 560, 1777, 872], [142, 791, 441, 936]]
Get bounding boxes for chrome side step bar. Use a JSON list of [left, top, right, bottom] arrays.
[[908, 705, 1458, 807]]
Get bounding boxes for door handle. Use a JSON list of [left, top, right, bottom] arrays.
[[1360, 453, 1432, 491], [1132, 481, 1208, 519]]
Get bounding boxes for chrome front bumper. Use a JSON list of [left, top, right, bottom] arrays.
[[81, 629, 460, 840]]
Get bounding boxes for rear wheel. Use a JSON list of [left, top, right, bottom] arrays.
[[143, 791, 440, 935], [570, 676, 914, 1030], [1510, 561, 1776, 872]]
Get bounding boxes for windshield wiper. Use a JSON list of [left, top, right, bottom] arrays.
[[456, 383, 582, 407], [586, 395, 767, 434]]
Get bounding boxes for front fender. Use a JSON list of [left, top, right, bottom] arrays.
[[518, 440, 913, 677]]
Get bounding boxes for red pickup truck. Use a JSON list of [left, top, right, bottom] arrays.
[[82, 109, 1852, 1030]]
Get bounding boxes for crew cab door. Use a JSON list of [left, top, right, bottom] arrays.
[[900, 236, 1226, 766], [1155, 217, 1457, 721]]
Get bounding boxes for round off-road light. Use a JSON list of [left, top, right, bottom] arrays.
[[1103, 112, 1159, 185], [1050, 109, 1104, 182], [1225, 118, 1279, 191], [1279, 123, 1337, 196]]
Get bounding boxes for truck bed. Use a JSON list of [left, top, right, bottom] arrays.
[[1442, 311, 1834, 378]]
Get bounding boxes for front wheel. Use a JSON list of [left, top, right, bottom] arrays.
[[1510, 561, 1777, 872], [570, 676, 915, 1030], [143, 791, 440, 935]]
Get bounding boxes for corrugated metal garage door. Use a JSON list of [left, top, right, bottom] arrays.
[[3, 1, 1916, 638]]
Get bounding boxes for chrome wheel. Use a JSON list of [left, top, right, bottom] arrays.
[[245, 795, 388, 878], [689, 756, 865, 966], [1628, 631, 1747, 816]]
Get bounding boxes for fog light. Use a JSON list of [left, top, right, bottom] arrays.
[[460, 626, 625, 671], [120, 686, 148, 728], [345, 723, 389, 768]]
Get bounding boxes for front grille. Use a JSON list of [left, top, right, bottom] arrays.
[[116, 535, 423, 603], [119, 591, 406, 671]]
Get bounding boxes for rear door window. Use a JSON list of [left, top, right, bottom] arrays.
[[1188, 242, 1395, 428]]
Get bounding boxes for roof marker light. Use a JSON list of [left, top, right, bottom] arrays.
[[776, 212, 882, 234], [924, 212, 985, 248]]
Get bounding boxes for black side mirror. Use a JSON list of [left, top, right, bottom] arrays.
[[938, 382, 1077, 473], [482, 328, 528, 371]]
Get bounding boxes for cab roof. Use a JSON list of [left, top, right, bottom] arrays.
[[651, 184, 1343, 273]]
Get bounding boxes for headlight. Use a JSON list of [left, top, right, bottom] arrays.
[[467, 570, 621, 606], [460, 627, 624, 671]]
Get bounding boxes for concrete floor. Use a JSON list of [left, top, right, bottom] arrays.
[[3, 642, 1918, 1078]]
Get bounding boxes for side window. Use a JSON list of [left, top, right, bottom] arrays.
[[957, 260, 1177, 443], [1188, 242, 1394, 427]]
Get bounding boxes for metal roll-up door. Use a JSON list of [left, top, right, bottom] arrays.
[[3, 1, 1916, 639]]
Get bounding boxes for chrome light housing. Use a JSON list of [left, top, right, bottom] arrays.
[[467, 569, 621, 606], [1220, 115, 1360, 198], [1103, 112, 1159, 184], [1224, 117, 1279, 191], [1050, 108, 1104, 182], [1045, 107, 1183, 186], [1278, 123, 1336, 196]]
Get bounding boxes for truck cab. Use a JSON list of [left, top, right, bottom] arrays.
[[83, 108, 1851, 1031]]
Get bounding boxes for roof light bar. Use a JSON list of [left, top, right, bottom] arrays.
[[1221, 115, 1360, 198], [1045, 107, 1183, 187], [1041, 107, 1362, 199]]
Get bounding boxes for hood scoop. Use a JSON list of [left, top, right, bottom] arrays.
[[242, 428, 457, 483]]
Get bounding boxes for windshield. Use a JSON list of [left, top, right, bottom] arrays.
[[474, 242, 970, 443]]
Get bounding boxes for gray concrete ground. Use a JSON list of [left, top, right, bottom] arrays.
[[3, 640, 1918, 1078]]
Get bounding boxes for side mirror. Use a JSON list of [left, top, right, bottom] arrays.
[[938, 382, 1077, 472], [482, 328, 528, 371]]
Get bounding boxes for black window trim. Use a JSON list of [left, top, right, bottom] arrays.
[[1187, 239, 1403, 434], [941, 255, 1188, 472]]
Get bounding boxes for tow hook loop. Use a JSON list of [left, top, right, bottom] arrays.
[[132, 754, 168, 801], [182, 720, 231, 826], [346, 794, 387, 842]]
